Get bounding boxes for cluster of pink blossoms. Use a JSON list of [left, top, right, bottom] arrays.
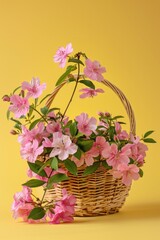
[[12, 186, 76, 224], [3, 43, 153, 224]]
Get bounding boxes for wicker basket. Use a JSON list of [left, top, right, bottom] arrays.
[[44, 76, 136, 217]]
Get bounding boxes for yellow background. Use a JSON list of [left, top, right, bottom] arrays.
[[0, 0, 160, 239]]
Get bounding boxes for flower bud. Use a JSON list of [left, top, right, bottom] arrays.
[[105, 112, 111, 117], [10, 129, 18, 135], [2, 95, 10, 102], [98, 111, 104, 117]]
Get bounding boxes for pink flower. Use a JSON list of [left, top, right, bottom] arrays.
[[22, 77, 46, 99], [71, 155, 84, 167], [18, 122, 47, 146], [102, 143, 130, 168], [46, 121, 61, 133], [48, 189, 76, 224], [43, 137, 53, 148], [84, 59, 106, 82], [9, 95, 29, 118], [53, 43, 73, 68], [11, 186, 34, 221], [79, 88, 104, 98], [129, 135, 148, 166], [92, 136, 110, 156], [112, 163, 140, 186], [75, 113, 97, 136], [114, 122, 129, 141], [20, 139, 44, 162], [71, 147, 98, 167], [49, 132, 78, 160]]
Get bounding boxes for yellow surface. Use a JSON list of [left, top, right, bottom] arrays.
[[0, 0, 160, 239]]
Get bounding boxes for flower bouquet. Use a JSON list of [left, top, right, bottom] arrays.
[[3, 43, 155, 223]]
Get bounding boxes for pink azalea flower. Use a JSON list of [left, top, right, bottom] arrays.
[[49, 132, 78, 160], [112, 163, 140, 186], [11, 186, 34, 221], [71, 148, 98, 167], [18, 122, 47, 146], [127, 134, 148, 166], [114, 122, 129, 141], [75, 113, 97, 136], [43, 137, 53, 148], [71, 155, 84, 167], [84, 150, 97, 166], [79, 88, 104, 98], [84, 59, 106, 82], [46, 121, 61, 133], [22, 77, 46, 99], [92, 136, 110, 156], [48, 189, 76, 224], [20, 139, 44, 163], [18, 126, 32, 145], [53, 43, 73, 68], [102, 143, 130, 169], [9, 95, 29, 118], [98, 121, 109, 132]]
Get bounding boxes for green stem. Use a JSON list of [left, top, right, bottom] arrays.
[[40, 170, 54, 205], [61, 60, 81, 120], [30, 105, 48, 123]]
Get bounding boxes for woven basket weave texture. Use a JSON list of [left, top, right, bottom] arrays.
[[45, 165, 131, 216]]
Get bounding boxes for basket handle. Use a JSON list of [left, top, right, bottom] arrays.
[[45, 76, 136, 135]]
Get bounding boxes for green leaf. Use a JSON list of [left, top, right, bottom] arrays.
[[108, 126, 115, 139], [29, 119, 41, 130], [74, 147, 82, 160], [7, 110, 11, 120], [143, 138, 156, 143], [144, 130, 154, 138], [10, 117, 22, 125], [47, 173, 68, 189], [50, 157, 58, 170], [64, 159, 77, 176], [48, 107, 60, 113], [37, 159, 52, 174], [117, 121, 126, 125], [64, 120, 72, 128], [111, 115, 124, 120], [68, 77, 76, 83], [139, 168, 144, 177], [22, 179, 46, 188], [77, 139, 94, 152], [102, 161, 112, 170], [55, 65, 77, 86], [28, 104, 34, 117], [69, 122, 77, 136], [35, 160, 44, 166], [68, 58, 84, 65], [129, 158, 135, 164], [40, 106, 49, 115], [79, 80, 95, 89], [28, 207, 45, 220], [83, 162, 100, 176], [14, 123, 22, 131], [27, 162, 47, 177]]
